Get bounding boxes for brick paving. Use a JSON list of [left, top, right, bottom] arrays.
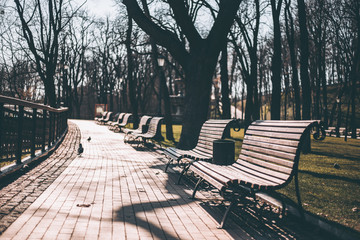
[[0, 120, 338, 240], [0, 122, 80, 235]]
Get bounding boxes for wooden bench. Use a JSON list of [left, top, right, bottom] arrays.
[[186, 120, 324, 228], [130, 117, 164, 147], [105, 112, 119, 126], [325, 127, 336, 136], [98, 111, 113, 125], [109, 113, 126, 131], [114, 113, 132, 132], [95, 111, 107, 122], [163, 119, 238, 172], [123, 115, 152, 143]]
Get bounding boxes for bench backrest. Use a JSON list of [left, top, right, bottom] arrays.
[[120, 113, 132, 125], [99, 111, 107, 120], [192, 119, 237, 154], [146, 117, 163, 139], [112, 112, 120, 122], [116, 113, 126, 123], [236, 120, 319, 190], [103, 112, 113, 121], [138, 115, 152, 131]]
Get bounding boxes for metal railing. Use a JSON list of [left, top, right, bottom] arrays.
[[0, 95, 68, 168]]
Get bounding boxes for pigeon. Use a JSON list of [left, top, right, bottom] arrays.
[[87, 136, 91, 142], [78, 143, 84, 157]]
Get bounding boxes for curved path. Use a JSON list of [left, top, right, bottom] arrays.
[[0, 120, 335, 240]]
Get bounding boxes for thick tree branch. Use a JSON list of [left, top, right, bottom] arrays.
[[207, 0, 241, 55], [122, 0, 189, 67], [167, 0, 202, 47]]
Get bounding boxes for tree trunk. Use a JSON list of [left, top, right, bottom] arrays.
[[245, 82, 254, 127], [126, 15, 139, 128], [297, 0, 311, 120], [44, 74, 57, 107], [220, 44, 231, 119], [270, 0, 282, 120], [285, 0, 301, 120], [160, 71, 175, 141], [178, 53, 217, 149], [350, 27, 359, 139], [141, 0, 174, 141]]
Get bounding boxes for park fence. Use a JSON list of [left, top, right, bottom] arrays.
[[0, 95, 68, 171]]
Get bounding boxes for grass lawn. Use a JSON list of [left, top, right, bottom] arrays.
[[159, 124, 360, 232]]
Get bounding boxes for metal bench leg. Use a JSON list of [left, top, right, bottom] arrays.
[[177, 163, 191, 185], [217, 200, 237, 229], [191, 178, 203, 199], [137, 137, 146, 148], [164, 158, 172, 172]]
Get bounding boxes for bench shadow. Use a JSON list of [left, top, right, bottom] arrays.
[[112, 153, 336, 240], [299, 170, 360, 185], [310, 151, 360, 162]]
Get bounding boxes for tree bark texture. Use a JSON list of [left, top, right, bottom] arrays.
[[297, 0, 311, 119], [125, 15, 139, 128], [270, 0, 283, 120], [220, 44, 231, 119], [284, 0, 301, 120]]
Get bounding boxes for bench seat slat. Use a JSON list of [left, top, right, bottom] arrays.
[[233, 161, 289, 182], [241, 149, 294, 168], [198, 134, 223, 141], [239, 154, 293, 174], [192, 162, 232, 186], [248, 125, 308, 133], [212, 164, 278, 187], [246, 130, 302, 140], [242, 144, 296, 160], [244, 139, 297, 154], [244, 135, 300, 147], [193, 161, 278, 189], [252, 120, 318, 127], [185, 150, 212, 160]]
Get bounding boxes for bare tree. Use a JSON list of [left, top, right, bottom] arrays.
[[13, 0, 79, 107], [284, 0, 301, 120], [270, 0, 283, 120], [297, 0, 311, 119], [62, 11, 94, 118], [231, 0, 262, 126], [121, 0, 241, 148]]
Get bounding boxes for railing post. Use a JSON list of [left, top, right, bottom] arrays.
[[59, 112, 62, 136], [42, 110, 47, 152], [54, 112, 57, 141], [31, 108, 37, 157], [48, 112, 53, 147], [16, 106, 24, 165], [56, 113, 59, 139], [0, 103, 3, 160]]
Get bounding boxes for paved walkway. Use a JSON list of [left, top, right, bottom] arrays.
[[0, 120, 336, 240], [0, 122, 80, 235]]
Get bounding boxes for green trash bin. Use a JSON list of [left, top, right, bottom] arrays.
[[212, 139, 235, 165]]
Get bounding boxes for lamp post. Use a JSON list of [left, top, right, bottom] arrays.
[[157, 57, 165, 116], [118, 77, 123, 111], [336, 98, 341, 137]]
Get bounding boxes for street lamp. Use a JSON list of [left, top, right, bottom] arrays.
[[157, 57, 165, 116]]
